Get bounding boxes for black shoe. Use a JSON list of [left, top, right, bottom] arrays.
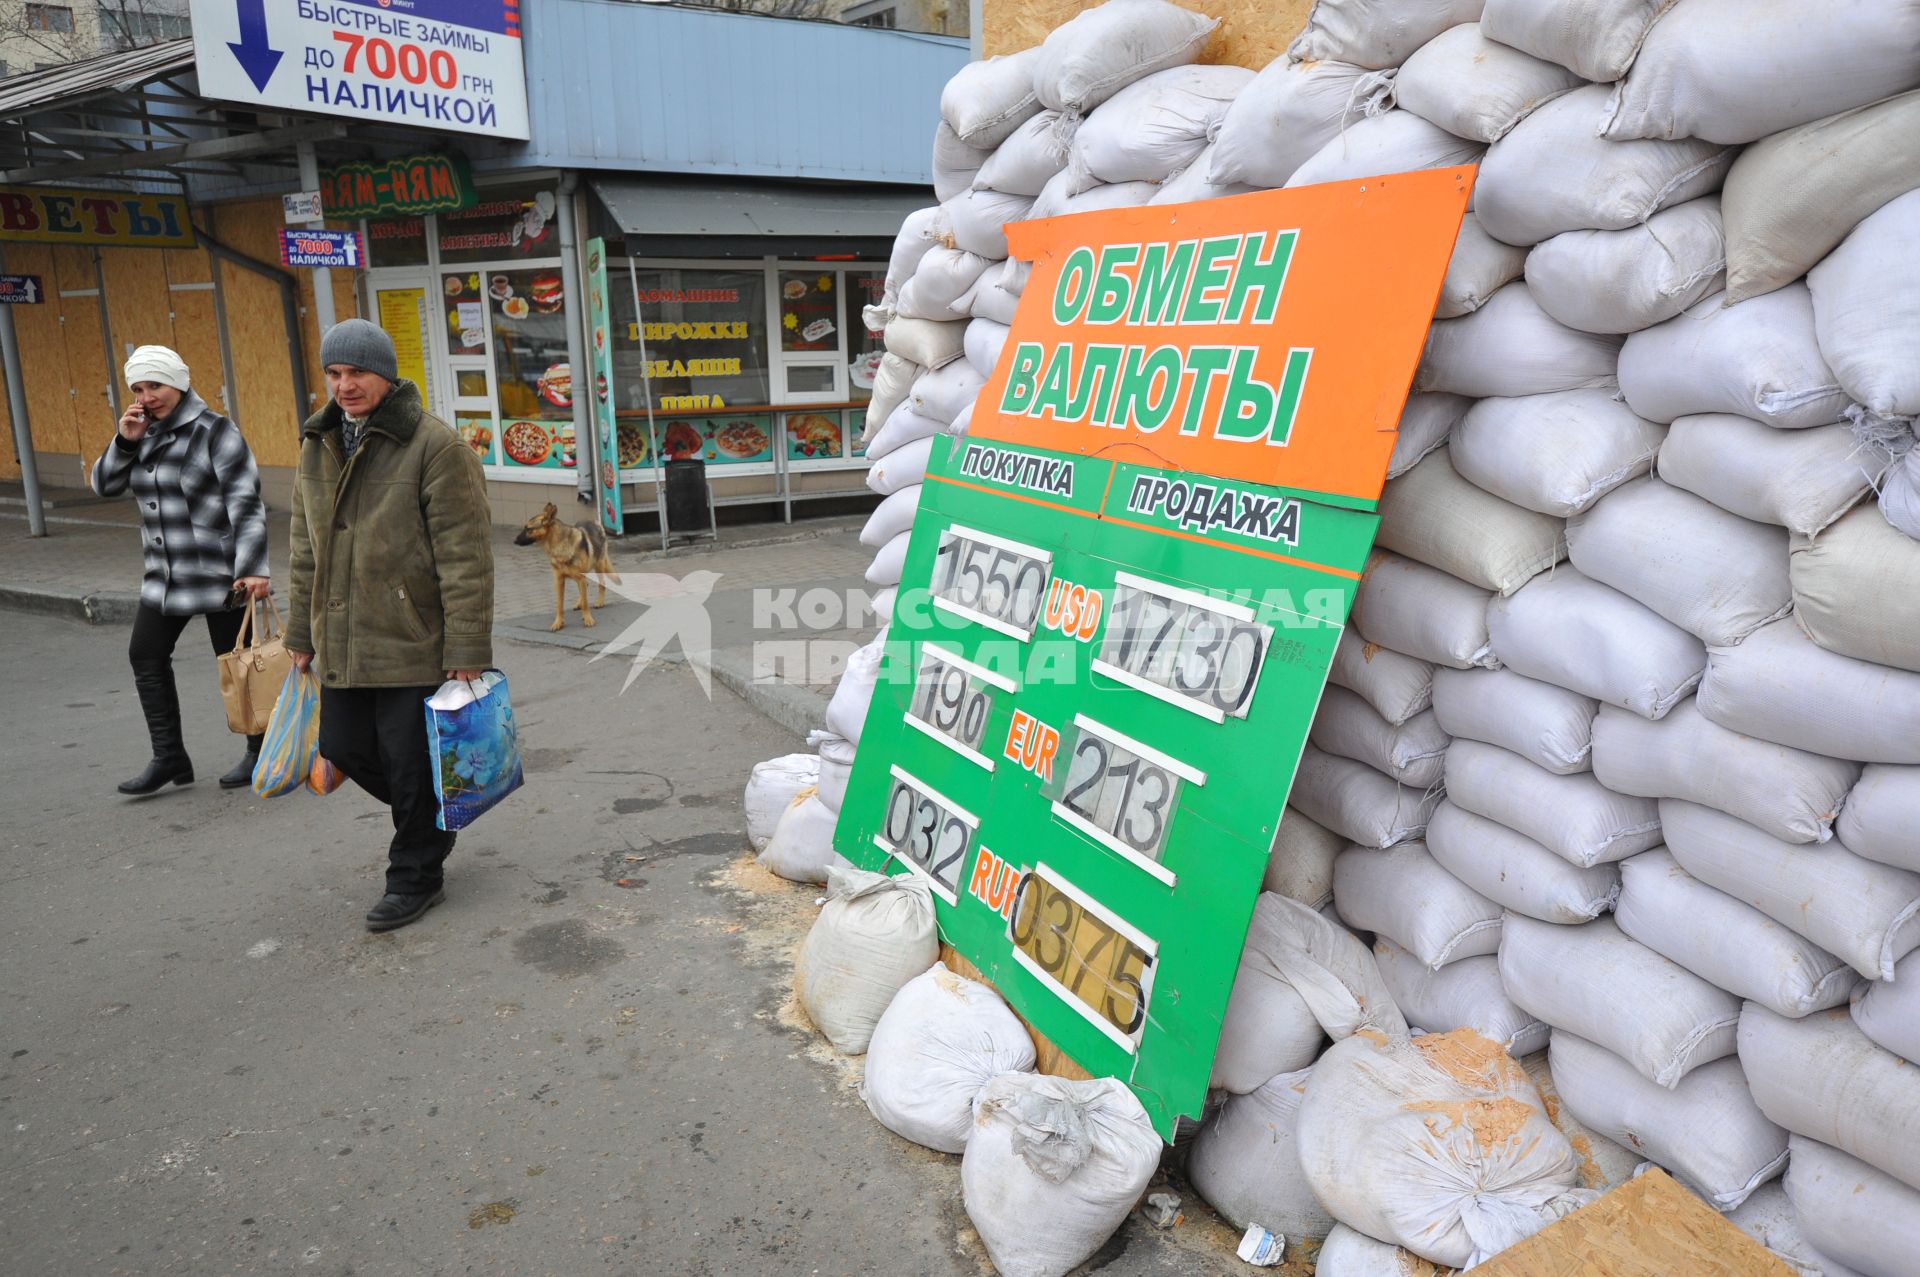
[[117, 755, 194, 795], [218, 735, 264, 789], [364, 889, 446, 932], [124, 658, 192, 796]]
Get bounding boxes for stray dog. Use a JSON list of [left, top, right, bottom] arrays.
[[514, 503, 619, 631]]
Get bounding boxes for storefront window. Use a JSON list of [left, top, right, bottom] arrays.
[[487, 267, 577, 472], [440, 269, 488, 356], [846, 269, 885, 400], [366, 215, 429, 266], [779, 269, 840, 353], [437, 184, 560, 264], [611, 266, 770, 412]]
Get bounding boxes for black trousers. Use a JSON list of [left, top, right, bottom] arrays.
[[129, 600, 246, 665], [318, 685, 453, 895]]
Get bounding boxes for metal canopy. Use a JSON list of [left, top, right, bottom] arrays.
[[591, 176, 926, 241]]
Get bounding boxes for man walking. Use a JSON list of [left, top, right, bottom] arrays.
[[285, 319, 495, 932]]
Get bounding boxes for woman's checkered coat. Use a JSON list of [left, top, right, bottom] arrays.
[[90, 389, 270, 616]]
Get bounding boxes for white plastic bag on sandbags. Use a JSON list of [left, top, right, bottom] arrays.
[[1723, 90, 1920, 304], [1431, 666, 1597, 774], [1290, 744, 1441, 848], [906, 357, 984, 426], [1425, 801, 1621, 924], [1265, 807, 1343, 909], [745, 753, 820, 852], [1661, 799, 1920, 983], [1288, 0, 1490, 71], [1793, 504, 1920, 674], [1450, 390, 1663, 518], [1616, 849, 1855, 1021], [1499, 914, 1741, 1087], [863, 405, 941, 463], [1594, 702, 1859, 845], [1657, 415, 1885, 538], [1066, 64, 1252, 191], [1334, 843, 1504, 968], [1032, 0, 1218, 113], [1783, 1137, 1920, 1277], [1208, 57, 1397, 189], [1618, 285, 1850, 429], [865, 529, 910, 588], [1377, 448, 1568, 595], [1285, 109, 1486, 191], [1147, 145, 1260, 204], [1740, 1004, 1920, 1190], [824, 633, 886, 745], [1883, 446, 1920, 541], [1329, 628, 1436, 725], [1351, 551, 1498, 670], [883, 315, 966, 370], [1838, 765, 1920, 873], [943, 187, 1035, 262], [1388, 392, 1469, 476], [964, 317, 1010, 383], [1445, 739, 1661, 867], [974, 110, 1077, 197], [1548, 1033, 1787, 1210], [1525, 196, 1727, 336], [1852, 950, 1920, 1062], [1394, 22, 1584, 143], [1437, 213, 1528, 319], [1479, 0, 1671, 83], [867, 435, 933, 496], [1808, 189, 1920, 428], [861, 962, 1036, 1153], [862, 352, 922, 446], [759, 791, 851, 885], [1600, 0, 1920, 146], [1698, 618, 1920, 766], [933, 122, 992, 203], [1310, 686, 1449, 788], [941, 47, 1044, 150], [860, 483, 921, 549], [813, 732, 856, 813], [1188, 1068, 1333, 1241], [1416, 283, 1623, 399], [895, 246, 993, 323], [798, 866, 936, 1054], [1374, 938, 1547, 1055], [1298, 1027, 1593, 1268], [1566, 476, 1792, 647], [1487, 568, 1706, 721], [1475, 86, 1736, 248]]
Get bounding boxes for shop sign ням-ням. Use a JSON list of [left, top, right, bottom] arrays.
[[321, 153, 477, 220], [0, 185, 193, 249], [830, 171, 1474, 1139]]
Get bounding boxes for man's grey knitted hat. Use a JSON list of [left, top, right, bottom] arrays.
[[319, 318, 399, 383]]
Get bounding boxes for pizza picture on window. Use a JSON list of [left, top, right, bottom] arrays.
[[616, 421, 649, 468], [715, 419, 769, 460], [502, 419, 551, 466]]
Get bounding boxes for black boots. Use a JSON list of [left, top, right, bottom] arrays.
[[365, 890, 446, 932], [219, 734, 264, 789], [118, 659, 193, 795]]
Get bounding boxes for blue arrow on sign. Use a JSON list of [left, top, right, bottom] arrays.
[[226, 0, 283, 93]]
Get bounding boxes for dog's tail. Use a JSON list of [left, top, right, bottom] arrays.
[[585, 526, 620, 583]]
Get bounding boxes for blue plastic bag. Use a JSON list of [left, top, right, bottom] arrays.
[[253, 666, 320, 798], [424, 670, 524, 831]]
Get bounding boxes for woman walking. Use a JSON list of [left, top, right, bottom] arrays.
[[91, 345, 271, 795]]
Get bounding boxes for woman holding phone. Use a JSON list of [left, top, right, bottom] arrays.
[[90, 345, 271, 795]]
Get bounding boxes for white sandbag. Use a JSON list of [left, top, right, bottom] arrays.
[[1285, 108, 1486, 191], [1838, 765, 1920, 873], [861, 962, 1036, 1153], [1450, 390, 1663, 518], [859, 483, 921, 549], [1066, 64, 1252, 191], [895, 246, 993, 323], [1388, 392, 1469, 477], [824, 633, 885, 745], [1600, 0, 1920, 146], [1288, 0, 1490, 70], [1335, 842, 1504, 968], [1374, 938, 1547, 1055], [1731, 1182, 1869, 1277], [1290, 744, 1441, 849], [862, 352, 922, 445], [1521, 1051, 1646, 1192], [1884, 445, 1920, 540], [1211, 947, 1326, 1094], [964, 317, 1010, 383], [1329, 628, 1436, 726], [1310, 686, 1450, 788], [1793, 504, 1920, 675], [1437, 213, 1528, 319], [1723, 90, 1920, 304], [1379, 448, 1568, 596], [863, 405, 941, 464], [942, 47, 1044, 150], [1026, 169, 1159, 221], [1312, 1224, 1461, 1277], [1565, 476, 1792, 646], [1593, 702, 1859, 845], [1479, 0, 1671, 83], [1475, 85, 1735, 248], [1852, 950, 1920, 1062], [1425, 800, 1621, 924], [962, 1073, 1163, 1277], [870, 586, 896, 625], [814, 732, 856, 813], [1208, 57, 1397, 189], [974, 110, 1078, 197], [1033, 0, 1218, 113], [865, 529, 911, 588], [1499, 914, 1740, 1087], [1739, 1004, 1920, 1191], [1352, 550, 1497, 670], [1431, 666, 1596, 774], [1615, 848, 1857, 1019], [1445, 739, 1661, 867], [1525, 196, 1727, 336], [947, 401, 973, 438], [759, 791, 850, 885], [1188, 1068, 1333, 1240], [906, 356, 985, 426], [943, 186, 1035, 262], [1657, 415, 1885, 538], [1487, 568, 1706, 721], [1394, 22, 1584, 143], [1146, 145, 1259, 204], [884, 315, 967, 370], [1661, 799, 1920, 983], [1415, 283, 1623, 399], [745, 752, 821, 852], [1698, 617, 1920, 765], [798, 866, 937, 1054], [1808, 188, 1920, 428], [882, 207, 945, 308], [867, 434, 934, 496], [1548, 1033, 1787, 1210], [1266, 809, 1342, 910], [1618, 284, 1851, 429], [958, 271, 1020, 326], [1783, 1136, 1920, 1277], [1297, 1027, 1592, 1268], [933, 122, 992, 203]]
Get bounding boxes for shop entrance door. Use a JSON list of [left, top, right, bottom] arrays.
[[367, 272, 441, 419]]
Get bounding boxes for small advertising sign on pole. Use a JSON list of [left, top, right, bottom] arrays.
[[282, 190, 323, 223], [0, 275, 44, 304]]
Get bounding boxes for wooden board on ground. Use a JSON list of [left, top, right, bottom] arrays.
[[984, 0, 1312, 70], [1475, 1170, 1796, 1277], [940, 943, 1091, 1082]]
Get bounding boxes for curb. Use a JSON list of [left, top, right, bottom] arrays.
[[0, 585, 139, 625]]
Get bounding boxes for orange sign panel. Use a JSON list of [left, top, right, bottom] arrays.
[[973, 168, 1475, 503]]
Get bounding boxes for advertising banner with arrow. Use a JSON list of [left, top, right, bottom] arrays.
[[0, 275, 43, 305], [190, 0, 530, 141]]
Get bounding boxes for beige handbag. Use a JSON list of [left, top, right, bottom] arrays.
[[219, 596, 292, 735]]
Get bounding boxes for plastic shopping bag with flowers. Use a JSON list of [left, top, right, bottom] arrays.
[[424, 670, 525, 831]]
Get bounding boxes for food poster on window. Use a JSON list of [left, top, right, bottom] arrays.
[[375, 286, 435, 416], [455, 414, 497, 465], [436, 189, 560, 264], [829, 172, 1474, 1140], [656, 415, 776, 469], [487, 267, 575, 470], [782, 410, 849, 467], [779, 270, 840, 353], [849, 409, 868, 460], [585, 239, 624, 533], [440, 271, 488, 356], [847, 271, 887, 395]]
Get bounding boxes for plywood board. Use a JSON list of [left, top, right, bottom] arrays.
[[164, 245, 212, 286], [165, 289, 230, 420], [209, 201, 305, 463], [57, 292, 115, 475], [0, 242, 74, 462], [101, 245, 174, 367], [983, 0, 1312, 69]]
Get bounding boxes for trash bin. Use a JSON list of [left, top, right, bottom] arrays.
[[664, 458, 714, 542]]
